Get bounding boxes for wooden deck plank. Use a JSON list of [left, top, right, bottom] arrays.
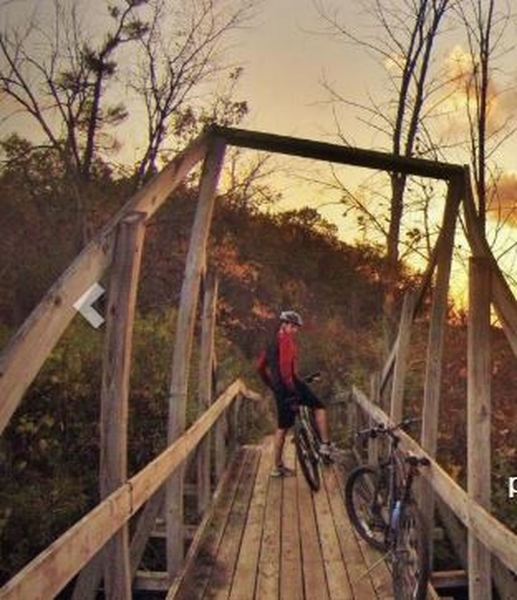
[[280, 439, 304, 600], [255, 442, 283, 600], [323, 466, 378, 599], [228, 439, 273, 600], [313, 466, 353, 600], [296, 449, 330, 600], [333, 466, 394, 599], [173, 440, 402, 600], [204, 449, 261, 600], [172, 448, 251, 600], [354, 534, 394, 600]]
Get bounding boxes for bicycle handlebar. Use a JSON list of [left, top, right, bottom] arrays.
[[356, 416, 421, 440]]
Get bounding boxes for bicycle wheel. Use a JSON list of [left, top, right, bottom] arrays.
[[294, 417, 320, 491], [392, 500, 429, 600], [345, 466, 389, 551]]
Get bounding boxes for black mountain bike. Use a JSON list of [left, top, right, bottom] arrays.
[[345, 418, 430, 600], [291, 372, 328, 492]]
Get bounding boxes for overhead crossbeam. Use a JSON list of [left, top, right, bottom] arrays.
[[209, 125, 465, 180]]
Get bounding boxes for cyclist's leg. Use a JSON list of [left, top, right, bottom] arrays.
[[272, 391, 295, 474], [274, 428, 287, 468], [295, 380, 330, 444], [314, 408, 330, 444]]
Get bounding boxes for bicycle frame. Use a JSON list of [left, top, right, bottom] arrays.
[[361, 420, 425, 543]]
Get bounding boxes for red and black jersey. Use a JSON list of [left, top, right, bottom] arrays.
[[257, 328, 298, 394]]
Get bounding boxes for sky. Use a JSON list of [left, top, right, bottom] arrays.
[[233, 0, 517, 305], [1, 0, 516, 306]]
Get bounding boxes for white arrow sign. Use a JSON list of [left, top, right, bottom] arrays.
[[73, 283, 106, 328]]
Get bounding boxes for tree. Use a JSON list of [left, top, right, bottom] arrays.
[[0, 0, 254, 241], [0, 0, 148, 180], [454, 0, 515, 235], [129, 0, 254, 187], [316, 0, 454, 266]]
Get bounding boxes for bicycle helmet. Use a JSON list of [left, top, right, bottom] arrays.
[[279, 310, 303, 327]]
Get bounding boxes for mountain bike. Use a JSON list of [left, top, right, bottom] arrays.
[[291, 372, 329, 492], [345, 418, 430, 600]]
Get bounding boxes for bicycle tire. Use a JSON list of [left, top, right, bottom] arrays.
[[294, 417, 320, 491], [392, 500, 430, 600], [345, 466, 389, 551]]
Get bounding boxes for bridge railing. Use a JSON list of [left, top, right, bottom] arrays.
[[0, 378, 260, 599], [348, 226, 517, 600]]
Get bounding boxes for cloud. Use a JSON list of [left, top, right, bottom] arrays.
[[440, 45, 516, 137], [488, 172, 517, 226]]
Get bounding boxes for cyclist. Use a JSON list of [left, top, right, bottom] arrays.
[[257, 310, 333, 477]]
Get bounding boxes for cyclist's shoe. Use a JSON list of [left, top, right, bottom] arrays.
[[271, 464, 295, 478], [319, 442, 336, 462]]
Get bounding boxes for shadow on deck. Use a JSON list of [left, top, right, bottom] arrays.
[[167, 436, 394, 600]]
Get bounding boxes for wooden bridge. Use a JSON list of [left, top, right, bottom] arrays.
[[169, 436, 396, 600], [1, 125, 517, 599]]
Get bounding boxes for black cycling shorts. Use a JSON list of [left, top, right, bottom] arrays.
[[274, 379, 325, 430]]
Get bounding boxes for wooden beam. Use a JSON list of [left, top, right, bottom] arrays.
[[351, 386, 517, 576], [215, 404, 228, 483], [196, 272, 218, 516], [133, 571, 168, 592], [149, 523, 197, 541], [368, 373, 380, 466], [389, 292, 415, 423], [209, 125, 464, 180], [431, 570, 468, 589], [99, 212, 146, 599], [467, 257, 492, 600], [129, 489, 164, 576], [0, 380, 245, 600], [73, 213, 149, 600], [419, 178, 461, 558], [70, 554, 103, 600], [0, 131, 209, 436], [462, 168, 517, 357], [166, 136, 226, 579]]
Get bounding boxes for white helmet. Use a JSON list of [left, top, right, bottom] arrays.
[[279, 310, 303, 327]]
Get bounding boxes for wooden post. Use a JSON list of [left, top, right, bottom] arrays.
[[390, 292, 415, 424], [468, 257, 492, 599], [166, 136, 226, 580], [129, 490, 164, 576], [196, 272, 218, 517], [368, 373, 380, 466], [347, 391, 360, 463], [100, 212, 147, 599], [419, 177, 461, 561], [214, 407, 228, 483], [229, 394, 242, 452]]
